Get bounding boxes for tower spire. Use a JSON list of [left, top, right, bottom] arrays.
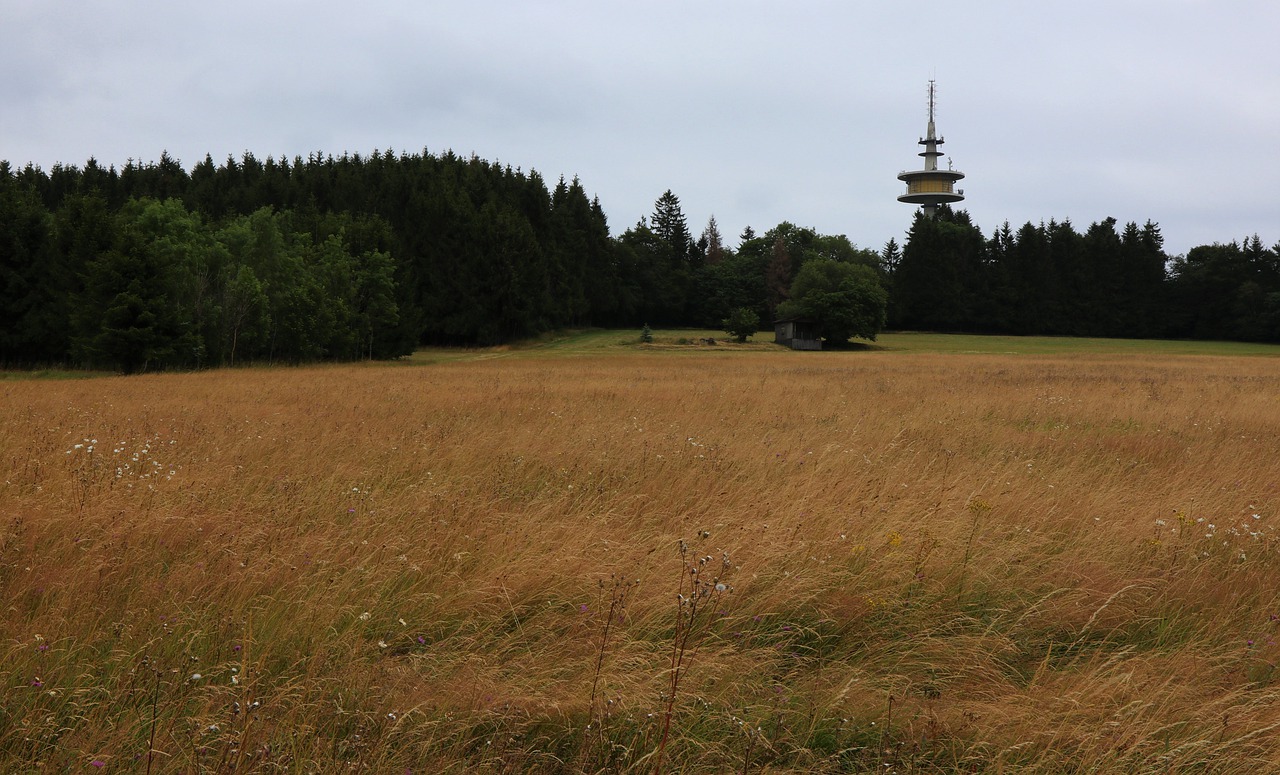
[[897, 80, 964, 218]]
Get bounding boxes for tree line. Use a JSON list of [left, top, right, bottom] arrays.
[[891, 208, 1280, 342], [2, 150, 1278, 371]]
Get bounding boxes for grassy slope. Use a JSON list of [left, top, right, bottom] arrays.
[[3, 333, 1280, 772]]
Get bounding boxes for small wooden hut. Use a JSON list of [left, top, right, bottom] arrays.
[[773, 317, 822, 350]]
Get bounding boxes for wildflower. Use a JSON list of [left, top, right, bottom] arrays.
[[378, 640, 388, 649], [90, 762, 105, 769], [714, 583, 727, 592], [30, 677, 42, 687], [190, 673, 202, 681], [359, 612, 371, 621], [579, 604, 589, 613]]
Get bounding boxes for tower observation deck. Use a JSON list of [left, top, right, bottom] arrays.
[[897, 80, 964, 218]]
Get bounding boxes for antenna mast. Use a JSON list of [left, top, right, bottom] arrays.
[[926, 80, 937, 141]]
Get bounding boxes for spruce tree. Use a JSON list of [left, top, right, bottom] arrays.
[[650, 190, 692, 265]]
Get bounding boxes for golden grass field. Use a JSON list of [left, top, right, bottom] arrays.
[[3, 336, 1280, 772]]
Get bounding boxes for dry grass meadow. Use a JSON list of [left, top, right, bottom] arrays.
[[3, 337, 1280, 772]]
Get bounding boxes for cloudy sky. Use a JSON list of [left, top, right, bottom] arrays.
[[4, 1, 1276, 257]]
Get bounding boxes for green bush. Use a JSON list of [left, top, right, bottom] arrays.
[[722, 307, 761, 343]]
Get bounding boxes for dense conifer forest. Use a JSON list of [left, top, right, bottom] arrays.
[[2, 150, 1278, 371]]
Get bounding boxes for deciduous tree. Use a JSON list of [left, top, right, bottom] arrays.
[[776, 258, 888, 343]]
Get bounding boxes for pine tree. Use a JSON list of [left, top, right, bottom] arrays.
[[650, 190, 692, 265], [72, 200, 204, 373], [0, 179, 57, 363], [881, 238, 902, 276]]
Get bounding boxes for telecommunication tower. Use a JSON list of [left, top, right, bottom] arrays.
[[897, 81, 965, 218]]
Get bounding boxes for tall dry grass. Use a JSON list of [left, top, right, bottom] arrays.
[[2, 351, 1279, 772]]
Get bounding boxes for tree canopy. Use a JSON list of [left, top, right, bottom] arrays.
[[776, 259, 888, 343]]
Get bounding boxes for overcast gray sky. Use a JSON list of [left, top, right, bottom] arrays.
[[4, 1, 1276, 257]]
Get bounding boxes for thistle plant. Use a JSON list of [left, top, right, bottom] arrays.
[[652, 533, 733, 774]]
